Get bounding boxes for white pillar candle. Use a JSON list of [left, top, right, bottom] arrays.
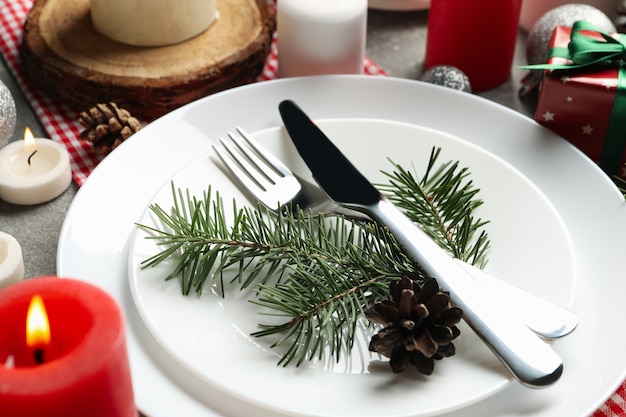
[[0, 232, 24, 289], [90, 0, 218, 46], [277, 0, 367, 78], [0, 129, 72, 205]]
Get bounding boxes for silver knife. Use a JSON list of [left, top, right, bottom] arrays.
[[278, 99, 564, 387], [458, 260, 577, 340]]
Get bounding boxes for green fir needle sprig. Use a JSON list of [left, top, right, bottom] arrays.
[[378, 148, 490, 267], [137, 147, 490, 367]]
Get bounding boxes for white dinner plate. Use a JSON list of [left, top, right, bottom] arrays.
[[368, 0, 429, 11], [127, 120, 575, 417], [57, 75, 626, 417]]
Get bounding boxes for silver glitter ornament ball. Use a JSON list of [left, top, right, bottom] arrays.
[[0, 80, 17, 147], [419, 65, 472, 92], [526, 4, 615, 66]]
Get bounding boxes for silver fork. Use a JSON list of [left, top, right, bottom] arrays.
[[213, 126, 363, 219], [212, 127, 577, 340]]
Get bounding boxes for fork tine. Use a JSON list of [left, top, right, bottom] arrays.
[[236, 127, 293, 178], [213, 138, 271, 193], [227, 129, 282, 185], [213, 127, 304, 213]]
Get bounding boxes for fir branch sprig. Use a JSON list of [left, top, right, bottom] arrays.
[[137, 148, 491, 367], [140, 186, 416, 297], [140, 189, 419, 366], [378, 147, 490, 267], [250, 219, 417, 366]]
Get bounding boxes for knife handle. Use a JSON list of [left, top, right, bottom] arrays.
[[368, 198, 563, 387]]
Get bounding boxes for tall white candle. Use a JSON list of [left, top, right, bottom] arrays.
[[0, 232, 24, 289], [0, 129, 72, 205], [90, 0, 218, 46], [277, 0, 367, 78]]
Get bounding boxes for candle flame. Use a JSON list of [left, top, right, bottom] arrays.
[[23, 127, 37, 154], [26, 295, 50, 347]]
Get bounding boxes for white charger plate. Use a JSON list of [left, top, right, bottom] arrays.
[[57, 75, 626, 417], [127, 120, 575, 417]]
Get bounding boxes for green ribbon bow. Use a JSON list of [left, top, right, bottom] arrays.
[[524, 20, 626, 176]]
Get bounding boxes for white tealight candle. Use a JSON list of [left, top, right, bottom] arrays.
[[0, 128, 72, 205], [0, 232, 24, 289], [277, 0, 367, 78], [90, 0, 218, 46]]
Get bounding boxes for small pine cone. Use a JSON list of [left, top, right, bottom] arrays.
[[78, 102, 142, 155], [366, 277, 463, 375]]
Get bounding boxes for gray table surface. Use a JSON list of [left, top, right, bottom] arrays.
[[0, 9, 533, 279]]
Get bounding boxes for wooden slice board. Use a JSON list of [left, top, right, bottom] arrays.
[[21, 0, 276, 119]]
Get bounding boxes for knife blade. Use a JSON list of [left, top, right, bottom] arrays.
[[278, 99, 564, 387]]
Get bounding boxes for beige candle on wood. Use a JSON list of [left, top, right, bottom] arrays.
[[90, 0, 218, 46]]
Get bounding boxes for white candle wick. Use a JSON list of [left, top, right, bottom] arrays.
[[27, 150, 38, 166], [23, 128, 37, 155], [24, 128, 38, 167]]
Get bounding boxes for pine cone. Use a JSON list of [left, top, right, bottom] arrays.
[[78, 102, 142, 155], [366, 277, 463, 375]]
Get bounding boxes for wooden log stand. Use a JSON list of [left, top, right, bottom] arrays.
[[21, 0, 276, 120]]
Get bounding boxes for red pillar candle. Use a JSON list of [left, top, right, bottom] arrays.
[[0, 276, 136, 417], [424, 0, 523, 92]]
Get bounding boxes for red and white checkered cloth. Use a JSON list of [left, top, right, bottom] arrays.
[[0, 0, 385, 186], [0, 1, 623, 415]]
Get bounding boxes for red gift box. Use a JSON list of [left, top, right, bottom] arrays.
[[534, 24, 626, 179]]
